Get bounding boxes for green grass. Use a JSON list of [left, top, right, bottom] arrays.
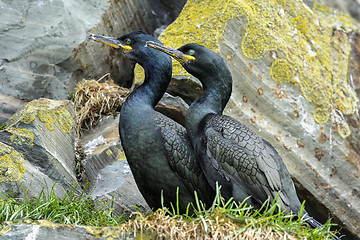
[[160, 184, 341, 239], [0, 123, 6, 131], [0, 183, 341, 239], [0, 183, 126, 227]]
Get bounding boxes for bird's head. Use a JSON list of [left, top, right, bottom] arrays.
[[146, 42, 231, 86], [88, 31, 170, 67]]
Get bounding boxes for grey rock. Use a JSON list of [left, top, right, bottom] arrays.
[[167, 76, 203, 105], [80, 115, 150, 214], [155, 92, 190, 126], [157, 0, 360, 238], [0, 99, 78, 199], [304, 0, 360, 21], [0, 220, 134, 240], [0, 94, 26, 125], [71, 0, 186, 90], [0, 0, 187, 123], [0, 0, 109, 101]]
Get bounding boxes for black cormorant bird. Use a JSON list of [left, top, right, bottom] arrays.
[[146, 41, 340, 235], [87, 31, 214, 214]]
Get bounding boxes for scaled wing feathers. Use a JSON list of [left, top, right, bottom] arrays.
[[204, 114, 290, 206]]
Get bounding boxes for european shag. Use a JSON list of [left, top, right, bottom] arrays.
[[88, 31, 214, 214], [146, 42, 340, 235]]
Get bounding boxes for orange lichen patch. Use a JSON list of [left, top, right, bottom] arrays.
[[74, 74, 130, 132], [318, 132, 329, 144], [257, 88, 264, 95], [343, 150, 360, 172], [291, 110, 299, 119], [273, 134, 281, 142], [250, 117, 256, 124], [242, 95, 248, 103], [225, 52, 233, 61], [283, 144, 292, 152], [272, 88, 288, 99], [0, 142, 26, 182], [296, 140, 305, 148], [314, 147, 325, 161], [243, 68, 252, 75]]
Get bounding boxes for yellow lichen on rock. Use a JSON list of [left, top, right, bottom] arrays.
[[38, 109, 57, 131], [8, 127, 35, 146], [57, 106, 73, 134], [118, 151, 126, 161], [269, 59, 295, 83], [21, 111, 37, 125], [4, 99, 73, 134], [134, 0, 242, 82], [106, 149, 113, 156], [156, 0, 358, 137], [312, 1, 360, 31], [83, 226, 124, 239], [0, 142, 26, 182]]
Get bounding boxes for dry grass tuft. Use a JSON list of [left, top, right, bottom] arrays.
[[120, 209, 299, 240], [73, 74, 130, 133]]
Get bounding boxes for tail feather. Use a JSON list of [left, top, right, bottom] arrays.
[[304, 214, 341, 240], [305, 216, 322, 229]]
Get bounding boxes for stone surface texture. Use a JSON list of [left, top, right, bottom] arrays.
[[80, 115, 150, 214], [0, 0, 109, 100], [0, 0, 359, 239], [0, 219, 133, 240], [155, 0, 360, 238], [0, 99, 77, 199], [0, 0, 186, 124]]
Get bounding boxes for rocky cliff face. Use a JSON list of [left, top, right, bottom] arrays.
[[0, 0, 186, 124], [0, 0, 359, 239], [154, 0, 360, 238]]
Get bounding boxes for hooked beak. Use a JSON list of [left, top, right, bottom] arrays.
[[145, 41, 195, 63], [88, 34, 132, 51]]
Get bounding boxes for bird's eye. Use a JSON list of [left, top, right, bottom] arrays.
[[125, 38, 132, 45], [188, 49, 195, 55]]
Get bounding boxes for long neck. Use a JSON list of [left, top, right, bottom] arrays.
[[126, 61, 171, 108], [186, 74, 232, 138]]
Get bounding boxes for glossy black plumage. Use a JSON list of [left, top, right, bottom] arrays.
[[88, 32, 214, 214], [146, 42, 340, 237]]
